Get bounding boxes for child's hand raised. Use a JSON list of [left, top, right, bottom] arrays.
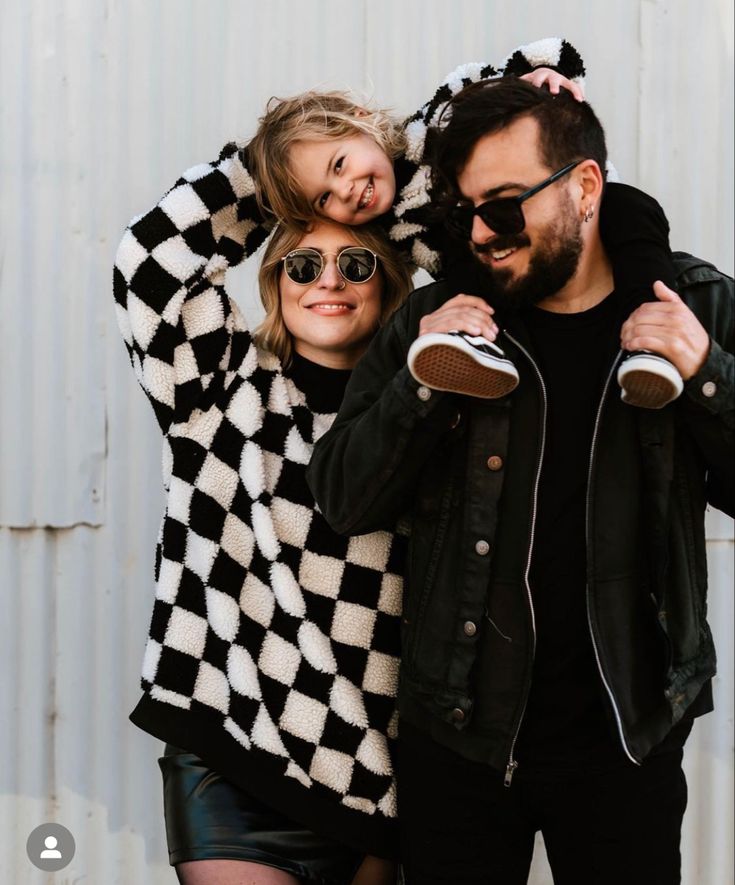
[[521, 68, 585, 102], [418, 294, 498, 342]]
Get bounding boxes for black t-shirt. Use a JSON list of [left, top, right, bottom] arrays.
[[514, 291, 622, 770], [513, 292, 696, 770]]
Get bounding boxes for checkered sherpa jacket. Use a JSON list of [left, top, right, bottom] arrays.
[[115, 147, 406, 856], [114, 36, 584, 857], [114, 142, 414, 853]]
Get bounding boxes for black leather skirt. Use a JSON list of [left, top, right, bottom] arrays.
[[159, 745, 364, 884]]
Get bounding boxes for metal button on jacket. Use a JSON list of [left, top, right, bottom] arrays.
[[475, 540, 490, 556], [463, 620, 477, 637], [417, 385, 432, 401], [451, 707, 466, 722], [702, 381, 717, 398], [487, 455, 504, 471]]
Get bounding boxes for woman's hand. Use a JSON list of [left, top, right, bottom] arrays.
[[418, 294, 498, 341], [521, 67, 585, 102]]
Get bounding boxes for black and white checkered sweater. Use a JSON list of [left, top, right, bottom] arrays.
[[115, 143, 412, 855], [114, 36, 584, 857]]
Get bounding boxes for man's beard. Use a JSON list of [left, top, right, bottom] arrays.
[[470, 199, 584, 314]]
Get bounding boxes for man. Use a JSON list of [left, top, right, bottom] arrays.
[[307, 79, 733, 884]]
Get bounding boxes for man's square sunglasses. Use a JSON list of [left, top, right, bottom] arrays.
[[444, 159, 582, 239]]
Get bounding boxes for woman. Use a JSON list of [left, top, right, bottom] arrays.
[[113, 143, 412, 884]]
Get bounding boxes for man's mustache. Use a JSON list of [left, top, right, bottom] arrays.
[[473, 234, 530, 256]]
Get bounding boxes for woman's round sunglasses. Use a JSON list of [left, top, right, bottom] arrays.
[[281, 247, 378, 285], [444, 160, 582, 239]]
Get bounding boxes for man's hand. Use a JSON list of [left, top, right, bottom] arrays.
[[520, 68, 585, 102], [418, 294, 498, 340], [620, 281, 711, 380]]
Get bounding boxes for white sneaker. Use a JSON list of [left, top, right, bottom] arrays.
[[407, 331, 519, 399], [617, 351, 683, 409]]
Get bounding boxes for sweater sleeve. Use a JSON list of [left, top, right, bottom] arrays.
[[112, 142, 272, 433], [389, 37, 586, 275]]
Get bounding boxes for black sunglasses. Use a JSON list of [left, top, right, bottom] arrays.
[[281, 247, 378, 285], [445, 160, 582, 239]]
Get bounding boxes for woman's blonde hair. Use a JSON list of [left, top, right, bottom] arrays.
[[248, 91, 406, 228], [254, 221, 414, 367]]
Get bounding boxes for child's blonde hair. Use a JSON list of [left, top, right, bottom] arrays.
[[248, 91, 406, 228], [254, 221, 414, 368]]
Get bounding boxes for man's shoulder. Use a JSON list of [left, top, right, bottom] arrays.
[[399, 279, 456, 321], [385, 279, 456, 342], [673, 252, 733, 344], [673, 252, 733, 289]]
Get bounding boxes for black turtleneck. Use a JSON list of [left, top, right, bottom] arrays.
[[283, 351, 353, 415]]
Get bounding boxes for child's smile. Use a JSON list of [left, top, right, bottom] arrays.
[[289, 134, 396, 225]]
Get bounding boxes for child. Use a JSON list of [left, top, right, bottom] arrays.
[[247, 36, 682, 409]]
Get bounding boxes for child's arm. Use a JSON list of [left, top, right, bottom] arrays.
[[390, 37, 586, 274], [113, 143, 272, 433]]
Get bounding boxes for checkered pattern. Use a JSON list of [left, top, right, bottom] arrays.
[[114, 147, 404, 821], [389, 37, 586, 275]]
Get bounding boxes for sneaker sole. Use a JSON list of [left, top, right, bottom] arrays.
[[618, 355, 683, 409], [411, 344, 519, 399]]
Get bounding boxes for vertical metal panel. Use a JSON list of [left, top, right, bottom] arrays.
[[0, 1, 732, 883], [638, 0, 734, 274], [0, 1, 107, 528]]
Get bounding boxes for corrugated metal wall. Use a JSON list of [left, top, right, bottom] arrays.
[[1, 1, 732, 883]]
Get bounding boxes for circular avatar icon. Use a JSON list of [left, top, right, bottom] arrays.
[[26, 823, 76, 872]]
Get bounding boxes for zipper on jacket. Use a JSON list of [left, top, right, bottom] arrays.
[[501, 332, 547, 787], [585, 350, 640, 767]]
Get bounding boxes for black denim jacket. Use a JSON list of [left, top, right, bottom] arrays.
[[307, 253, 734, 772]]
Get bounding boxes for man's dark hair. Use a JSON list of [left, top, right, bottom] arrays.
[[432, 77, 608, 199]]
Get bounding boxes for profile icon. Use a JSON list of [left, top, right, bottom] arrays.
[[40, 835, 62, 859], [26, 823, 75, 871]]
